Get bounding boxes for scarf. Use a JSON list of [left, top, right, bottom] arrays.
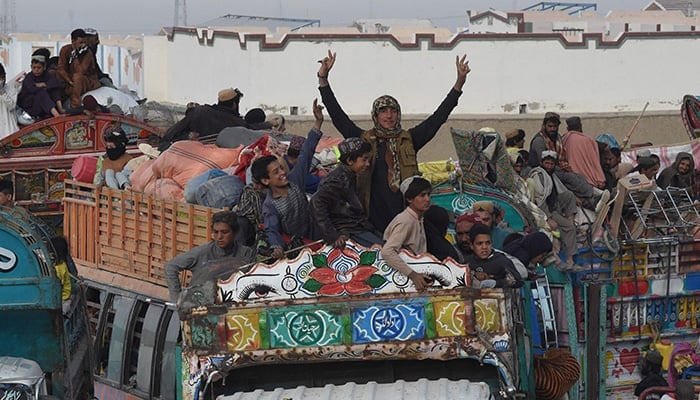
[[371, 95, 403, 191], [68, 46, 89, 65]]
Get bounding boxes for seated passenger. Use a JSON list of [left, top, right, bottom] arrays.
[[165, 211, 254, 303], [0, 179, 33, 221], [527, 150, 578, 268], [629, 156, 660, 184], [454, 212, 482, 260], [18, 54, 64, 119], [464, 224, 520, 288], [0, 62, 18, 139], [561, 116, 606, 190], [50, 236, 73, 314], [158, 87, 269, 151], [57, 29, 101, 109], [381, 176, 435, 291], [253, 99, 323, 260], [312, 137, 383, 249], [471, 200, 511, 250], [97, 126, 133, 186], [84, 28, 114, 88], [423, 204, 462, 262], [657, 152, 695, 191]]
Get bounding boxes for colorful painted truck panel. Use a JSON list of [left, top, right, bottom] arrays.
[[178, 242, 524, 400], [0, 114, 159, 218]]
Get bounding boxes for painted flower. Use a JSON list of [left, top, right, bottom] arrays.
[[309, 265, 377, 295], [301, 247, 388, 296]]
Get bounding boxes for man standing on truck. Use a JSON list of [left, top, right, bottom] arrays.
[[164, 210, 254, 303]]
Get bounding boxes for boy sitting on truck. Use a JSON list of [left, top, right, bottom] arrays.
[[311, 137, 383, 249], [381, 176, 435, 291], [251, 99, 324, 260]]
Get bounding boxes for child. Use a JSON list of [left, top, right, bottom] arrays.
[[381, 176, 434, 291], [464, 224, 520, 288], [50, 236, 72, 314], [312, 137, 382, 248], [252, 99, 323, 259]]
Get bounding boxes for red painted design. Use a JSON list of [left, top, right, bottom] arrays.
[[619, 347, 640, 375]]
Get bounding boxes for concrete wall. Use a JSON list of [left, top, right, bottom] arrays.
[[143, 29, 700, 117], [281, 111, 689, 163]]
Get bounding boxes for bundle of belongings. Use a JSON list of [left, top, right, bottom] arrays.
[[111, 127, 342, 211]]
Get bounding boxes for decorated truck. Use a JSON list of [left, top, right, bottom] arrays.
[[60, 129, 700, 400], [62, 178, 540, 399]]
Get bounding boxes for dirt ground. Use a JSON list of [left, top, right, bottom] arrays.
[[283, 111, 689, 163]]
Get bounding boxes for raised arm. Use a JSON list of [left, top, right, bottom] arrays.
[[287, 99, 323, 189], [317, 50, 363, 138], [410, 54, 471, 150]]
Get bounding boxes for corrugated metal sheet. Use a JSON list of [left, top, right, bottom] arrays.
[[218, 378, 491, 400]]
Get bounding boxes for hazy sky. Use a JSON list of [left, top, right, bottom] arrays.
[[16, 0, 649, 34]]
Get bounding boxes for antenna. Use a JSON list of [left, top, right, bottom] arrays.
[[174, 0, 188, 26], [0, 0, 16, 34]]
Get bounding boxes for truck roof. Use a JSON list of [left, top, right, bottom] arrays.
[[217, 378, 491, 400]]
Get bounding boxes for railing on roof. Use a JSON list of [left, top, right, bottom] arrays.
[[522, 2, 597, 15]]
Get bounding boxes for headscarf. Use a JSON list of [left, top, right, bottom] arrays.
[[371, 95, 403, 191]]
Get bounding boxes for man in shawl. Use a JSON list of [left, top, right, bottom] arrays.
[[57, 28, 102, 108], [316, 50, 471, 232], [561, 116, 606, 189], [527, 151, 579, 269], [84, 28, 114, 88], [657, 152, 696, 192]]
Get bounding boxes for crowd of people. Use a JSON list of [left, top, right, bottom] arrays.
[[0, 28, 147, 141], [155, 51, 700, 304]]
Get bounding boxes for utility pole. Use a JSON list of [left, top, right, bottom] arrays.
[[0, 0, 16, 34], [174, 0, 188, 26]]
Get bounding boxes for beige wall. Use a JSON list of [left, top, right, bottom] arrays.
[[283, 111, 689, 163]]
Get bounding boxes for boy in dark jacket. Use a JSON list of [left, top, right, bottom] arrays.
[[312, 137, 383, 248]]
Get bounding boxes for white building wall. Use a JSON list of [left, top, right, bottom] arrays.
[[142, 30, 700, 115]]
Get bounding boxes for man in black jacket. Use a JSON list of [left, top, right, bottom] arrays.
[[158, 87, 269, 151]]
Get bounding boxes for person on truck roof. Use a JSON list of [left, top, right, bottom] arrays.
[[317, 50, 471, 232], [252, 99, 324, 260], [57, 28, 102, 109], [311, 137, 383, 249], [84, 28, 114, 88], [165, 210, 254, 303], [381, 176, 435, 292], [158, 87, 269, 151], [17, 53, 65, 119]]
